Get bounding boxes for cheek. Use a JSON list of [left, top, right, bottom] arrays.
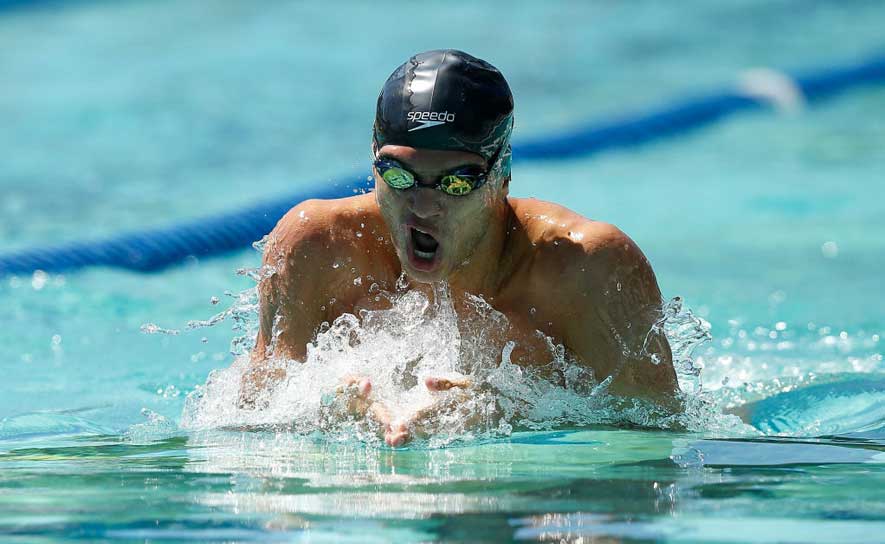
[[375, 184, 400, 222], [446, 200, 488, 245], [375, 185, 410, 251]]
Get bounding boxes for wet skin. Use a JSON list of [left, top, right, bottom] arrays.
[[240, 145, 678, 446]]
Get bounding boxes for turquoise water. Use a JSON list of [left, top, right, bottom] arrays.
[[2, 0, 885, 541]]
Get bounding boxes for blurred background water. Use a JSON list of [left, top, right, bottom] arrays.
[[1, 0, 884, 541]]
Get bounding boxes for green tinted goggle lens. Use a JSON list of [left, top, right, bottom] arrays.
[[439, 175, 473, 195], [381, 167, 415, 189], [375, 160, 484, 196]]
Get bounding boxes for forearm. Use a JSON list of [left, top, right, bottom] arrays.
[[237, 332, 292, 408]]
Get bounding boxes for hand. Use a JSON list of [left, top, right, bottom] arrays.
[[321, 374, 473, 447], [333, 375, 375, 417], [382, 375, 473, 447]]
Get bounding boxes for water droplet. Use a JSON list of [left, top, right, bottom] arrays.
[[396, 273, 409, 291], [768, 290, 787, 305], [332, 263, 340, 269], [353, 277, 363, 286], [201, 337, 208, 343], [31, 270, 48, 290], [209, 296, 220, 305], [616, 282, 622, 292], [775, 321, 787, 331], [356, 231, 363, 238], [529, 307, 537, 316], [821, 241, 839, 258]]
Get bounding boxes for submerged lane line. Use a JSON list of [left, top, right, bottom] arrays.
[[1, 52, 884, 276]]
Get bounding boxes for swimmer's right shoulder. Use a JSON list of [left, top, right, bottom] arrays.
[[264, 194, 381, 264], [272, 195, 370, 242]]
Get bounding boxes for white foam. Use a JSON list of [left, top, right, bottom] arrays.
[[179, 266, 741, 446]]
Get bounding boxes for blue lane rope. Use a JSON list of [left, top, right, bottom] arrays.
[[2, 52, 884, 276]]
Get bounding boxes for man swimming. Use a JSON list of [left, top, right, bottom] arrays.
[[239, 49, 678, 445]]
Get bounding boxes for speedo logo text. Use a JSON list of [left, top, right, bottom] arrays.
[[407, 111, 456, 131]]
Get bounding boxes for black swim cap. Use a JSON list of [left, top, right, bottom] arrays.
[[373, 49, 514, 177]]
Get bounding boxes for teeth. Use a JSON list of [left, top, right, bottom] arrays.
[[415, 249, 436, 259]]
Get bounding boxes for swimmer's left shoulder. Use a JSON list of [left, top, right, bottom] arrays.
[[512, 199, 654, 296], [510, 198, 637, 255], [510, 197, 590, 230], [566, 221, 653, 283]]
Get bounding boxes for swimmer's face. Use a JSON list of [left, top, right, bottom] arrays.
[[374, 145, 506, 283]]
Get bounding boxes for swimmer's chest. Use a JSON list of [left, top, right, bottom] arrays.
[[484, 298, 574, 368], [350, 286, 573, 370]]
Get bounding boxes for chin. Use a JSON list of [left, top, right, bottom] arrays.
[[404, 269, 443, 284], [402, 246, 450, 283]]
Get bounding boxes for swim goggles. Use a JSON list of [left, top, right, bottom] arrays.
[[373, 155, 494, 196]]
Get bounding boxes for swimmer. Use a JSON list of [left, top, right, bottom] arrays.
[[239, 49, 678, 445]]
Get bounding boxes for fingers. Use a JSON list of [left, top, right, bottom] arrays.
[[336, 376, 372, 400], [384, 420, 410, 447], [425, 376, 471, 392], [355, 377, 372, 398], [338, 375, 372, 397], [333, 376, 374, 417], [367, 403, 411, 448], [326, 374, 472, 448]]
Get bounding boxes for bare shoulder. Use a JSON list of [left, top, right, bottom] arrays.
[[257, 192, 395, 326], [509, 199, 676, 399], [263, 193, 387, 271], [266, 194, 372, 254], [509, 197, 648, 285], [250, 193, 394, 361]]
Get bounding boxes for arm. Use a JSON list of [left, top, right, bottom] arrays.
[[239, 201, 341, 406], [563, 224, 679, 404]]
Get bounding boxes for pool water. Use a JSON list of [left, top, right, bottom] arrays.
[[2, 0, 884, 541]]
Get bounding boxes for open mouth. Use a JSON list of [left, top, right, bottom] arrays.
[[410, 227, 439, 261]]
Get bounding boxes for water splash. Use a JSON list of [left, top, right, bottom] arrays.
[[172, 253, 741, 446], [125, 408, 178, 444], [154, 240, 884, 445]]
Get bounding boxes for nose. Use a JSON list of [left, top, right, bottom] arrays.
[[408, 186, 443, 219]]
